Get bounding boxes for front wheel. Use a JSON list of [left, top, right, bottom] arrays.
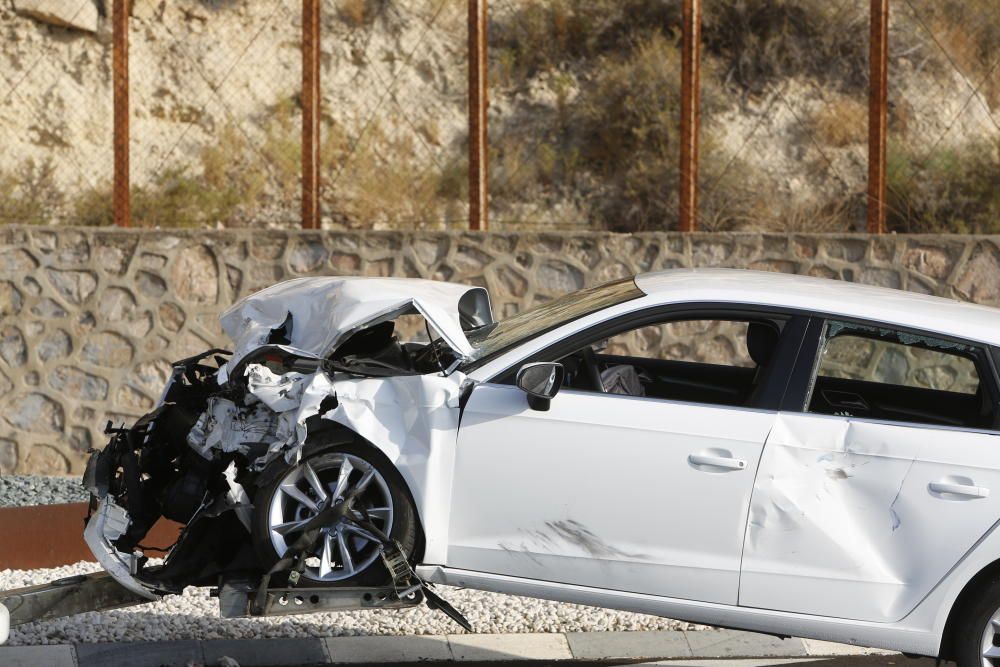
[[251, 442, 417, 586], [954, 577, 1000, 667]]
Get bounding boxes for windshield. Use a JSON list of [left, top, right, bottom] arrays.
[[463, 277, 643, 365]]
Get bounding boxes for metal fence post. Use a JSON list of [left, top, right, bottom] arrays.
[[867, 0, 889, 234], [302, 0, 322, 230], [112, 0, 130, 228], [468, 0, 488, 231], [678, 0, 701, 233]]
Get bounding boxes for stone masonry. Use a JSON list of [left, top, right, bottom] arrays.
[[0, 226, 997, 474]]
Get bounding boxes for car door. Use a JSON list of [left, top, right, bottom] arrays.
[[740, 317, 1000, 623], [447, 308, 807, 605]]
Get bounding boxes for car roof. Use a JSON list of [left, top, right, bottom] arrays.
[[634, 269, 1000, 346]]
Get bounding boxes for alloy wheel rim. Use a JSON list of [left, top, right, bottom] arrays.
[[267, 453, 393, 582], [982, 609, 1000, 666]]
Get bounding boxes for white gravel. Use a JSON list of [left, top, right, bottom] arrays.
[[0, 475, 88, 507], [2, 561, 704, 645]]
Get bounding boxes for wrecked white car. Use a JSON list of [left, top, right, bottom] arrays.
[[14, 269, 1000, 661]]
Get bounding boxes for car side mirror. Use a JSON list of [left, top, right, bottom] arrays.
[[516, 362, 565, 412]]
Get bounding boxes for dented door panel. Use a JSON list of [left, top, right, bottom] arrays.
[[740, 412, 1000, 622], [448, 384, 775, 605]]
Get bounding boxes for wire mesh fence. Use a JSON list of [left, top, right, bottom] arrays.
[[318, 0, 468, 230], [123, 0, 302, 228], [0, 0, 996, 232], [885, 0, 1000, 234], [697, 0, 872, 234], [0, 0, 112, 225], [485, 0, 684, 232]]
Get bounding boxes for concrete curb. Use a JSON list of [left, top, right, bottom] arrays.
[[0, 630, 897, 666]]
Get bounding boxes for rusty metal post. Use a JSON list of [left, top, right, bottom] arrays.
[[468, 0, 488, 231], [678, 0, 701, 233], [301, 0, 321, 230], [867, 0, 889, 234], [112, 0, 130, 228]]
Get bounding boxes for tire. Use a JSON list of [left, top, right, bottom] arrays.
[[954, 576, 1000, 667], [251, 440, 417, 587]]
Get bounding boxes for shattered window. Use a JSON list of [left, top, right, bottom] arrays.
[[807, 320, 993, 429], [819, 328, 979, 394]]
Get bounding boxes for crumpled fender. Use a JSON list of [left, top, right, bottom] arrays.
[[243, 362, 467, 564]]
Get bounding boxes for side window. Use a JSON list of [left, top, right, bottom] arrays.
[[807, 320, 995, 429], [603, 320, 756, 367], [557, 317, 786, 408]]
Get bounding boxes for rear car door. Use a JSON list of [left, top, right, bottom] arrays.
[[740, 317, 1000, 622], [449, 307, 807, 605]]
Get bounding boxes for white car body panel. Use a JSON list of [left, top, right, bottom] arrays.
[[415, 565, 939, 654], [741, 412, 1000, 623], [318, 373, 467, 564], [0, 594, 8, 645], [449, 384, 773, 604]]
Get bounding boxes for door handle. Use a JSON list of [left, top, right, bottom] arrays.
[[688, 453, 747, 471], [929, 481, 990, 499]]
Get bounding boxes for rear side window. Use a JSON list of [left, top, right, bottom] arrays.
[[806, 320, 994, 429]]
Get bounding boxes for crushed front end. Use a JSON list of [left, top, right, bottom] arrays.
[[82, 348, 260, 598], [77, 278, 487, 606]]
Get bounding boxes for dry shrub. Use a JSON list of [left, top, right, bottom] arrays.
[[338, 0, 366, 26], [886, 138, 1000, 234], [0, 159, 63, 225], [811, 97, 868, 147], [702, 0, 872, 94], [319, 119, 466, 229], [921, 0, 1000, 107], [74, 104, 301, 228], [490, 33, 699, 232], [489, 0, 680, 88]]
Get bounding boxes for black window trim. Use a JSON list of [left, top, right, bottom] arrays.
[[784, 313, 1000, 431], [486, 302, 813, 412]]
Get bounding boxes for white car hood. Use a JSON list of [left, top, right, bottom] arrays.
[[220, 277, 493, 370]]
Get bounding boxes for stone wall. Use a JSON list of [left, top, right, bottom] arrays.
[[1, 226, 998, 475]]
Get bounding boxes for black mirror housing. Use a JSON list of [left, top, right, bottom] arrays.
[[515, 362, 565, 411]]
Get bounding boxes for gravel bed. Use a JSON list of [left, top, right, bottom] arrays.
[[2, 562, 704, 645], [0, 475, 88, 508]]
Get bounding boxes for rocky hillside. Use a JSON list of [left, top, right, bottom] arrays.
[[1, 0, 997, 232]]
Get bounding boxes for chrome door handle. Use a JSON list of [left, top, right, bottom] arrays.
[[929, 481, 990, 499], [688, 454, 747, 471]]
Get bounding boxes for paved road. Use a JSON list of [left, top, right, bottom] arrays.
[[338, 658, 937, 667]]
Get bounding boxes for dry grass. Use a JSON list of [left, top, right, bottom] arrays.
[[701, 0, 873, 94], [74, 102, 302, 228], [913, 0, 1000, 98], [318, 119, 466, 229], [811, 97, 868, 148], [886, 137, 1000, 234], [0, 159, 63, 225], [337, 0, 367, 26]]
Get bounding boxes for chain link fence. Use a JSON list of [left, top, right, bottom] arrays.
[[0, 0, 996, 232], [0, 0, 112, 225], [318, 0, 468, 230], [697, 0, 871, 234], [485, 0, 683, 231], [121, 0, 302, 228], [885, 0, 1000, 234]]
